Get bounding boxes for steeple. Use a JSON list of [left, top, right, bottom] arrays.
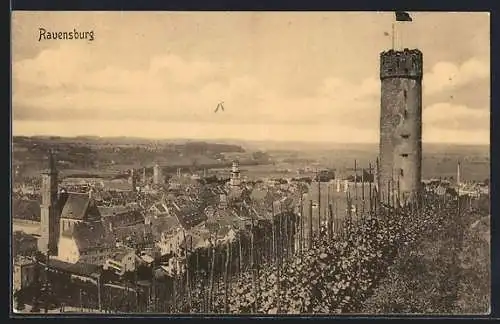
[[38, 149, 60, 255], [48, 149, 56, 174]]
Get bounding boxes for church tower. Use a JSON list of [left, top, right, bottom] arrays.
[[379, 48, 423, 204], [38, 150, 60, 255], [230, 160, 241, 187]]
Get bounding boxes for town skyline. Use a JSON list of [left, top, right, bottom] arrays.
[[12, 11, 490, 144]]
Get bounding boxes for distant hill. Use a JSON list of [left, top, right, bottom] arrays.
[[11, 136, 246, 177]]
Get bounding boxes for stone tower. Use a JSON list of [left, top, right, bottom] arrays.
[[230, 160, 241, 187], [38, 150, 60, 255], [379, 48, 423, 204]]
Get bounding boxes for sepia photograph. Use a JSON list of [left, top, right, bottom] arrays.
[[11, 11, 490, 315]]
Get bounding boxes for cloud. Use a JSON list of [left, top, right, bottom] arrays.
[[423, 57, 489, 96], [11, 44, 490, 143], [12, 44, 380, 127], [424, 102, 489, 131]]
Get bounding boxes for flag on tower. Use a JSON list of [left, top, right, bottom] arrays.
[[395, 11, 413, 22]]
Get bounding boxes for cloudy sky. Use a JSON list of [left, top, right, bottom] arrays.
[[11, 11, 490, 144]]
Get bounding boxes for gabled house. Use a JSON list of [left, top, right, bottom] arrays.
[[153, 215, 187, 256]]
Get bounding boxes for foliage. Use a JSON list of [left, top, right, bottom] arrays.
[[363, 196, 490, 314]]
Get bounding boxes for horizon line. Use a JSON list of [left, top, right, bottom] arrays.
[[11, 134, 490, 146]]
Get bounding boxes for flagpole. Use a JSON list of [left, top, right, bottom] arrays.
[[392, 22, 395, 50]]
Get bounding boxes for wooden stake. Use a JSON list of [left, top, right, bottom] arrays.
[[271, 203, 276, 263], [208, 238, 215, 313], [185, 233, 192, 312], [368, 162, 373, 214], [328, 203, 333, 239], [238, 232, 243, 276], [354, 159, 358, 204], [224, 243, 229, 313], [317, 177, 321, 236], [279, 203, 283, 263], [250, 217, 258, 313]]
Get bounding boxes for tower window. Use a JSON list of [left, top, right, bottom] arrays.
[[401, 134, 410, 139], [400, 169, 404, 176], [401, 153, 409, 158], [403, 108, 408, 118], [403, 90, 407, 101]]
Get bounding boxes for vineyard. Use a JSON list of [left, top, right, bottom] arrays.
[[182, 192, 462, 314]]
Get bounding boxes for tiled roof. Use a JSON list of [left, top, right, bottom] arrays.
[[151, 215, 182, 238], [108, 248, 134, 261], [12, 199, 41, 221], [100, 179, 133, 191], [98, 205, 132, 217], [60, 193, 98, 220], [72, 222, 115, 252], [47, 259, 101, 277], [100, 207, 144, 227], [111, 223, 152, 242]]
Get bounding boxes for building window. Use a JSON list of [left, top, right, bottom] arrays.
[[403, 90, 407, 101], [400, 169, 404, 177], [401, 134, 409, 139], [401, 153, 408, 158]]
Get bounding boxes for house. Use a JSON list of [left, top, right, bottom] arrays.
[[103, 248, 137, 276], [13, 256, 37, 293], [153, 215, 187, 256]]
